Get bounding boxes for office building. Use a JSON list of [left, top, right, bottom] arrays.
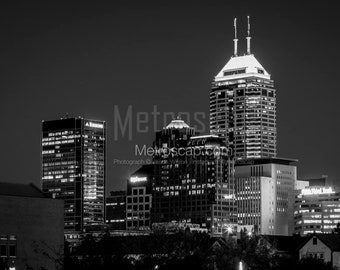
[[126, 165, 153, 231], [210, 18, 276, 159], [152, 119, 235, 235], [235, 158, 297, 235], [41, 116, 106, 234], [0, 182, 64, 270], [294, 186, 340, 235], [106, 191, 126, 230], [186, 135, 236, 235]]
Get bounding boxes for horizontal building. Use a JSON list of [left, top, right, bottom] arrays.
[[294, 186, 340, 235]]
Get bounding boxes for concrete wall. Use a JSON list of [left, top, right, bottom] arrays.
[[0, 195, 64, 270], [260, 177, 276, 235]]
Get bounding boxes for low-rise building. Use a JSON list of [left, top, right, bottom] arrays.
[[126, 165, 153, 230], [0, 182, 64, 270], [299, 234, 340, 269], [294, 186, 340, 235]]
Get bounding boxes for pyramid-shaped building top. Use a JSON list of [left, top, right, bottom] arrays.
[[215, 54, 271, 82]]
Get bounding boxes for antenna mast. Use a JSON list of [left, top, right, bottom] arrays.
[[246, 16, 251, 55], [233, 18, 238, 56]]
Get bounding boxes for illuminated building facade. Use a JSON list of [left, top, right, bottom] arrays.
[[294, 186, 340, 235], [106, 190, 126, 230], [152, 119, 235, 236], [41, 117, 106, 233], [235, 158, 297, 236], [126, 165, 153, 230], [210, 18, 276, 159], [186, 135, 236, 235]]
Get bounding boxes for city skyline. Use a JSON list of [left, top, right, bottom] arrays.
[[0, 1, 339, 194]]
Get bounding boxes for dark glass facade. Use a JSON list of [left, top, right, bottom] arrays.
[[106, 190, 126, 230], [152, 120, 235, 235], [41, 117, 106, 233]]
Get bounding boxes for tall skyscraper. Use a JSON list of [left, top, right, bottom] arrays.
[[152, 118, 197, 223], [41, 117, 106, 234], [210, 17, 277, 159], [152, 119, 235, 236]]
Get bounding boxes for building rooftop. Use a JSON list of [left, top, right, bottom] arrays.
[[188, 135, 226, 147], [131, 164, 154, 178], [263, 235, 306, 253], [301, 234, 340, 251], [165, 118, 190, 129], [235, 157, 298, 166], [190, 135, 220, 139], [0, 182, 47, 198], [215, 54, 270, 80]]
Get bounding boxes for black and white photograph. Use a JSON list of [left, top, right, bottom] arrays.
[[0, 1, 339, 269]]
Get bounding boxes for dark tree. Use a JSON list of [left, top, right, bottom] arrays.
[[332, 222, 340, 234], [0, 258, 8, 270], [297, 257, 334, 270]]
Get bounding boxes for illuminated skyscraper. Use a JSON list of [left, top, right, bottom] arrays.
[[152, 119, 236, 236], [41, 117, 106, 234], [210, 17, 277, 159]]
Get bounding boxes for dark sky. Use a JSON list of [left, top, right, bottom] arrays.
[[0, 1, 339, 192]]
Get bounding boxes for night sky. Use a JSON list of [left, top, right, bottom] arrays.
[[0, 1, 339, 193]]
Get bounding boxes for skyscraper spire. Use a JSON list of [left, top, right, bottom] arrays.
[[233, 18, 238, 56], [246, 16, 251, 55]]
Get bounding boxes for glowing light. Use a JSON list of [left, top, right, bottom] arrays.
[[130, 176, 147, 183], [224, 194, 234, 200], [85, 122, 104, 129], [301, 187, 335, 195], [239, 261, 243, 270]]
